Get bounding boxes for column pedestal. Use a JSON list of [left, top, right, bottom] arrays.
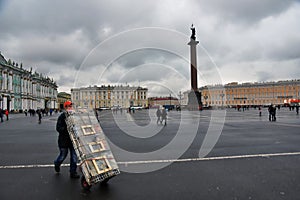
[[187, 90, 202, 110]]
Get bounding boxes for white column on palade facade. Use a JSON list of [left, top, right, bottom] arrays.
[[8, 72, 13, 92]]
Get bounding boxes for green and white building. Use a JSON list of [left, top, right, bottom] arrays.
[[0, 52, 58, 111]]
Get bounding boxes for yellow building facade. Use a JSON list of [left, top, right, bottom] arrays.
[[200, 80, 300, 107], [71, 85, 148, 109]]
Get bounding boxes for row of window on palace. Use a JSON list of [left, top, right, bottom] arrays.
[[203, 92, 300, 101], [0, 77, 56, 96], [206, 99, 285, 105], [207, 86, 300, 93], [73, 95, 147, 100], [72, 92, 147, 100], [72, 90, 146, 94]]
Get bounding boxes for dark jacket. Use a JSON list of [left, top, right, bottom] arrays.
[[161, 109, 167, 119], [56, 111, 73, 148]]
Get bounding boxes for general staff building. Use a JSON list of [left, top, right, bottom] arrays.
[[200, 80, 300, 107]]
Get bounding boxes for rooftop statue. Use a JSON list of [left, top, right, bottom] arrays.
[[190, 24, 196, 40]]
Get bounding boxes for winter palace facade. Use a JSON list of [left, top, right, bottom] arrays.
[[0, 52, 58, 111]]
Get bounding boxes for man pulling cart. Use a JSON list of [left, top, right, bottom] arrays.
[[54, 101, 120, 190]]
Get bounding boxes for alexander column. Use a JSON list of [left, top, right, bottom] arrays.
[[187, 24, 202, 110]]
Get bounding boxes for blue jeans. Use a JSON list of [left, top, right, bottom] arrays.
[[54, 147, 78, 173]]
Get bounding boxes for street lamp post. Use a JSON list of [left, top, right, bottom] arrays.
[[178, 91, 182, 106], [272, 83, 275, 105], [220, 92, 225, 108], [0, 94, 3, 109]]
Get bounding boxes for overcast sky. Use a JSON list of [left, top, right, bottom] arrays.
[[1, 0, 300, 97]]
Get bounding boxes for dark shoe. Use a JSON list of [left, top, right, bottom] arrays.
[[70, 172, 80, 179], [54, 164, 60, 173]]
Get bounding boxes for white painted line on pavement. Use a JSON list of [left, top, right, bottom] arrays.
[[117, 152, 300, 165], [1, 152, 300, 169], [0, 164, 70, 169]]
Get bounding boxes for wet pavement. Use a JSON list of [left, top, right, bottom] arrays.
[[0, 108, 299, 200]]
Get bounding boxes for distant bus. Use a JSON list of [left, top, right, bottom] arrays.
[[289, 99, 300, 106], [163, 105, 175, 110]]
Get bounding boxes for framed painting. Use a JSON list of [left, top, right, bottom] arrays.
[[88, 141, 105, 153], [81, 125, 96, 135], [92, 156, 112, 174]]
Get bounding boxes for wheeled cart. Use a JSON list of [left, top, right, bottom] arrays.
[[65, 108, 120, 190]]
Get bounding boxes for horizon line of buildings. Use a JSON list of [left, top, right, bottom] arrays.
[[1, 51, 300, 111], [69, 79, 300, 110]]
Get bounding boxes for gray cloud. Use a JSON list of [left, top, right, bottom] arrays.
[[114, 49, 186, 69], [0, 0, 299, 95], [197, 0, 296, 25]]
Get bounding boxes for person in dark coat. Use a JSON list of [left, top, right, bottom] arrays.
[[272, 106, 277, 121], [161, 108, 167, 126], [37, 109, 42, 124], [54, 101, 80, 178], [0, 108, 3, 122], [268, 105, 273, 121], [156, 108, 161, 124]]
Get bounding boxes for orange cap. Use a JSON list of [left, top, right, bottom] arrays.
[[64, 100, 72, 108]]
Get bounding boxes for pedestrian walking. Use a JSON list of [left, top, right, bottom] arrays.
[[37, 109, 42, 124], [54, 100, 80, 179], [268, 104, 273, 121], [296, 105, 299, 115], [5, 109, 9, 121], [0, 108, 3, 122], [268, 104, 276, 121], [161, 108, 167, 126], [128, 107, 131, 114], [156, 107, 161, 124], [258, 106, 262, 117], [272, 106, 276, 121]]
